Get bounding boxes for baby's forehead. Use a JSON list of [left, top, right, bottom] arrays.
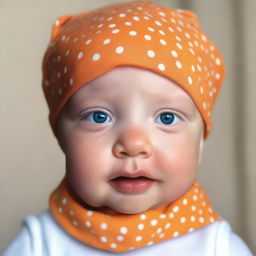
[[68, 67, 196, 109]]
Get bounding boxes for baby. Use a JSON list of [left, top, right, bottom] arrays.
[[2, 1, 253, 255]]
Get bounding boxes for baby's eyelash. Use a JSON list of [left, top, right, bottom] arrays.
[[81, 111, 111, 124], [155, 112, 181, 125]]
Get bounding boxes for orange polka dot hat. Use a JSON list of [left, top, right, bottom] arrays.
[[42, 0, 225, 137], [42, 1, 225, 137]]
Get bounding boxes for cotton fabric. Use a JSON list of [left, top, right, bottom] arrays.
[[42, 0, 225, 137], [2, 211, 253, 256], [49, 178, 220, 252]]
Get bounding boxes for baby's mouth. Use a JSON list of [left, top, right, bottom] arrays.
[[110, 176, 155, 194]]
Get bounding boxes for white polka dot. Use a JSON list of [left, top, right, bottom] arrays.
[[148, 241, 154, 246], [199, 217, 205, 223], [156, 228, 162, 234], [65, 49, 70, 56], [189, 228, 195, 232], [62, 198, 67, 205], [208, 207, 213, 213], [165, 223, 171, 229], [200, 86, 204, 94], [120, 227, 128, 234], [77, 52, 83, 60], [188, 76, 193, 85], [112, 29, 120, 34], [160, 39, 166, 45], [107, 17, 113, 21], [64, 66, 68, 73], [158, 63, 165, 71], [129, 31, 137, 36], [169, 212, 174, 218], [135, 236, 142, 241], [69, 210, 74, 216], [185, 32, 191, 39], [159, 233, 165, 238], [57, 55, 61, 62], [85, 221, 91, 227], [100, 222, 108, 230], [182, 199, 188, 205], [125, 21, 132, 26], [103, 38, 111, 45], [86, 211, 94, 216], [191, 205, 196, 211], [215, 58, 221, 65], [119, 13, 126, 17], [191, 216, 196, 222], [115, 46, 124, 54], [72, 220, 78, 226], [58, 207, 63, 213], [144, 34, 151, 40], [176, 42, 183, 50], [100, 236, 108, 243], [180, 217, 186, 223], [92, 53, 101, 61], [148, 27, 155, 32], [110, 243, 117, 249], [150, 219, 158, 226], [140, 214, 147, 220], [160, 214, 166, 219], [173, 206, 179, 212], [159, 30, 166, 36], [171, 18, 176, 24], [193, 195, 198, 201], [61, 35, 66, 41], [133, 16, 140, 21], [189, 48, 195, 55], [109, 24, 116, 28], [147, 50, 155, 58], [55, 20, 60, 26], [210, 217, 215, 223], [155, 20, 162, 26], [176, 61, 182, 69], [173, 231, 179, 237], [159, 11, 166, 17], [98, 24, 104, 28], [138, 224, 144, 230], [144, 15, 150, 20], [117, 235, 124, 241], [168, 26, 174, 32], [197, 64, 202, 72], [215, 73, 221, 80], [171, 50, 178, 58], [73, 37, 78, 43]]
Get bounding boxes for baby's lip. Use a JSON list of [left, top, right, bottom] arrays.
[[109, 169, 157, 181]]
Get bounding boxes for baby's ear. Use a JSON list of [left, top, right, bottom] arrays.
[[50, 15, 74, 41]]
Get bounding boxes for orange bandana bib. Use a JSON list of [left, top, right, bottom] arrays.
[[49, 178, 220, 253]]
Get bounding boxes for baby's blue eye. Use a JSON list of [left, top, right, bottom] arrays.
[[84, 111, 111, 123], [156, 112, 180, 125]]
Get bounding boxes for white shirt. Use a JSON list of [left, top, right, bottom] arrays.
[[1, 210, 253, 256]]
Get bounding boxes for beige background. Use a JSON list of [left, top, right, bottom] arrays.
[[0, 0, 255, 253]]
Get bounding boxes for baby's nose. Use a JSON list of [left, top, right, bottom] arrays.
[[113, 128, 152, 158]]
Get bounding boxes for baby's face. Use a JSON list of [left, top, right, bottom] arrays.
[[57, 67, 204, 214]]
